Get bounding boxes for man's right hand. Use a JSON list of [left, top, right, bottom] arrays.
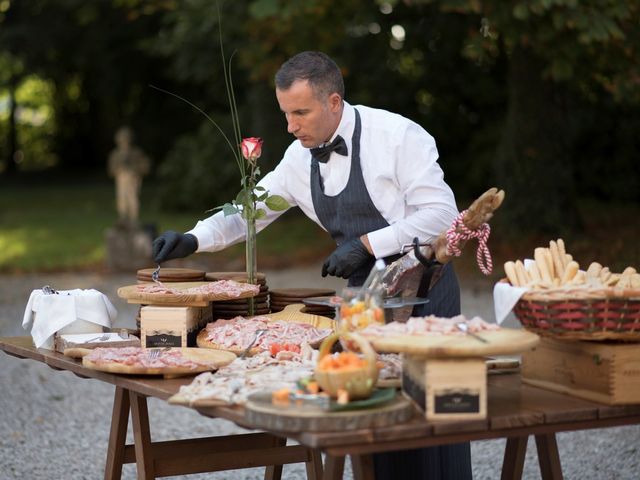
[[152, 231, 198, 263]]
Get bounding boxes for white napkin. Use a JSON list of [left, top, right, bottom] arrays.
[[22, 289, 117, 349], [493, 282, 529, 325]]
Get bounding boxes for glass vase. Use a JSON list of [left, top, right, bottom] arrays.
[[245, 219, 257, 315]]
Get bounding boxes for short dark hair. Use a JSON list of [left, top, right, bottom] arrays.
[[275, 51, 344, 99]]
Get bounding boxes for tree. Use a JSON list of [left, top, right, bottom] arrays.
[[413, 0, 640, 233]]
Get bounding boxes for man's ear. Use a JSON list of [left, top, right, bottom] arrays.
[[328, 92, 342, 113]]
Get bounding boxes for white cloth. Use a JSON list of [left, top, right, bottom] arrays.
[[493, 282, 529, 325], [188, 101, 458, 259], [22, 289, 117, 349]]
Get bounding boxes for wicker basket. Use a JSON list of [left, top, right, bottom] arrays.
[[512, 285, 640, 341]]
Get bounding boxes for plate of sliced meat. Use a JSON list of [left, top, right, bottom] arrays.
[[197, 314, 333, 356], [82, 346, 237, 377], [117, 280, 261, 306], [361, 314, 539, 357]]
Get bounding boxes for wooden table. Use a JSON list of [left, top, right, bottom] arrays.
[[3, 336, 640, 480], [0, 337, 322, 480]]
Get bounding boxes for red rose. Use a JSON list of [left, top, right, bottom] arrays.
[[241, 137, 263, 163]]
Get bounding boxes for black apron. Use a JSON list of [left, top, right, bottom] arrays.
[[310, 108, 471, 479]]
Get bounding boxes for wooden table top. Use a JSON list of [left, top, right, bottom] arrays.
[[3, 336, 640, 455]]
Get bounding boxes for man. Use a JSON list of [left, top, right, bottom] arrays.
[[153, 51, 470, 478]]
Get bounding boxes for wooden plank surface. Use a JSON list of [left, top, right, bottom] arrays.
[[117, 281, 258, 306], [364, 328, 540, 357], [4, 335, 640, 461]]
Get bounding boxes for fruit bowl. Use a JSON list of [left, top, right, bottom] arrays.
[[314, 332, 378, 400]]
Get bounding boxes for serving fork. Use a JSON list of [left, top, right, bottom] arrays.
[[455, 322, 489, 343], [151, 264, 161, 284], [240, 329, 268, 359], [147, 347, 170, 359]]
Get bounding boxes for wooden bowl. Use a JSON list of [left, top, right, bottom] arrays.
[[314, 332, 378, 400]]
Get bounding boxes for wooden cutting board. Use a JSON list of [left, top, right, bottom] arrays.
[[137, 267, 206, 282], [266, 303, 335, 329], [82, 347, 236, 377], [364, 328, 539, 358], [197, 304, 335, 354], [244, 391, 414, 432], [269, 288, 336, 298], [117, 281, 258, 307]]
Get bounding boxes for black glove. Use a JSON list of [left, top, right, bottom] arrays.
[[321, 238, 373, 279], [152, 231, 198, 263]]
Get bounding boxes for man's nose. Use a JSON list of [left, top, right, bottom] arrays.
[[287, 118, 299, 134]]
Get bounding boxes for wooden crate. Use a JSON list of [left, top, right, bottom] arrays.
[[141, 305, 211, 348], [522, 337, 640, 405], [402, 355, 487, 421]]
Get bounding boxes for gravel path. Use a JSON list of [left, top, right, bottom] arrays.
[[1, 267, 638, 479]]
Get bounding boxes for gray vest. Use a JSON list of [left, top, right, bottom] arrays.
[[309, 108, 460, 316]]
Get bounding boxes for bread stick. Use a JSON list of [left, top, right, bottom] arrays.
[[535, 248, 553, 284], [515, 260, 529, 286], [557, 239, 568, 267], [549, 240, 564, 279], [504, 261, 520, 286], [560, 261, 579, 285], [586, 262, 603, 279], [622, 266, 637, 276], [570, 271, 586, 285], [527, 263, 542, 283], [544, 248, 555, 280]]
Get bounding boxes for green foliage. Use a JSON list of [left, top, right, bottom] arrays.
[[1, 0, 638, 237]]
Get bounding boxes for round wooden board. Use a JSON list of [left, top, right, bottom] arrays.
[[269, 288, 336, 298], [196, 329, 259, 356], [206, 271, 267, 284], [82, 348, 236, 376], [197, 304, 335, 354], [137, 267, 206, 282], [364, 328, 540, 357], [244, 392, 414, 432], [118, 281, 259, 305]]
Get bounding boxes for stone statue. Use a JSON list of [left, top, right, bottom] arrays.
[[108, 126, 150, 227]]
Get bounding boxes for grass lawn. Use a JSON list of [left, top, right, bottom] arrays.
[[0, 177, 335, 273], [1, 176, 638, 277]]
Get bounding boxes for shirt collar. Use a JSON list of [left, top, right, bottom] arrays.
[[324, 101, 354, 147]]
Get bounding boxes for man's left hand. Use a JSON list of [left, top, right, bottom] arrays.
[[321, 238, 373, 279]]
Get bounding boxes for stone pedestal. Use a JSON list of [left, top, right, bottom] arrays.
[[105, 224, 154, 272]]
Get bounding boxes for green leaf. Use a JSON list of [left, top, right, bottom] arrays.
[[255, 185, 266, 192], [236, 189, 250, 206], [223, 203, 240, 217], [328, 388, 397, 412], [255, 208, 267, 220], [265, 195, 290, 211]]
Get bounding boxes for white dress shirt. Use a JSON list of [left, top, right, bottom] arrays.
[[188, 101, 458, 259]]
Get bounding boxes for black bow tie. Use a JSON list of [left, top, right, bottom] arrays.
[[310, 135, 348, 163]]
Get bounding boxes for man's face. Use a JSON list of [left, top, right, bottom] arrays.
[[276, 80, 342, 149]]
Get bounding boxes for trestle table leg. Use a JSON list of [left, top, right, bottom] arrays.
[[104, 386, 130, 480], [535, 433, 563, 480], [264, 435, 286, 480], [129, 391, 155, 480], [323, 454, 345, 480], [501, 436, 529, 480], [305, 449, 324, 480], [351, 454, 374, 480]]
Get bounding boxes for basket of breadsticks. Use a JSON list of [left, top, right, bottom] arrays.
[[503, 239, 640, 341]]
